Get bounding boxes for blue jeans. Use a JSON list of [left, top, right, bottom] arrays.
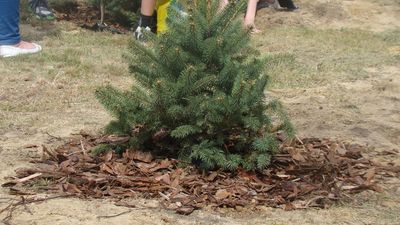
[[0, 0, 21, 45]]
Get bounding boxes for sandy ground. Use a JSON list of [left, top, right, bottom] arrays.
[[272, 65, 400, 154], [257, 0, 400, 157], [1, 0, 399, 224]]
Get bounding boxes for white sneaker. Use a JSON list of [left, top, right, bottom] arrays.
[[0, 43, 42, 58], [134, 26, 151, 41]]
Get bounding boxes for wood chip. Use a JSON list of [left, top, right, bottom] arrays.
[[215, 189, 230, 200]]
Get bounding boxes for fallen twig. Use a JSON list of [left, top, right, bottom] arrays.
[[80, 139, 87, 155], [21, 197, 33, 215], [45, 132, 62, 141], [18, 173, 42, 183], [158, 192, 170, 201], [295, 135, 304, 145], [305, 196, 326, 208], [97, 210, 131, 219], [2, 173, 42, 188], [113, 202, 159, 211], [0, 194, 73, 224], [67, 140, 87, 156]]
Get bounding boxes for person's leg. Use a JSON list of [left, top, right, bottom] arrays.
[[0, 0, 41, 57], [139, 0, 157, 29], [141, 0, 157, 16], [134, 0, 157, 40], [0, 0, 21, 45], [244, 0, 260, 33]]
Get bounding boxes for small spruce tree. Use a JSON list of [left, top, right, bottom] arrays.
[[96, 0, 294, 171]]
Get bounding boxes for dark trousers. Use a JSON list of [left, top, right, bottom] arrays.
[[278, 0, 297, 9]]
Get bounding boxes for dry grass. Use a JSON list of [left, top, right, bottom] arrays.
[[254, 27, 399, 88], [1, 0, 400, 223], [1, 24, 398, 128], [0, 22, 130, 131]]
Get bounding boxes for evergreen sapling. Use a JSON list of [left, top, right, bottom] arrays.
[[96, 0, 294, 171]]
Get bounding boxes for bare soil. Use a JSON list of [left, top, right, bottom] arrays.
[[1, 0, 399, 224]]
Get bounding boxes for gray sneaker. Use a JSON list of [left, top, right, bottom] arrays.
[[28, 0, 55, 20]]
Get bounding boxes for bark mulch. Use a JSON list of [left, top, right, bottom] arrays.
[[2, 135, 399, 215]]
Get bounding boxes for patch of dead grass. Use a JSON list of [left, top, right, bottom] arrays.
[[0, 23, 130, 134], [253, 27, 399, 88]]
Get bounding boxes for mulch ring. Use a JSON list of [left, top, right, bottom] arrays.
[[2, 136, 400, 215]]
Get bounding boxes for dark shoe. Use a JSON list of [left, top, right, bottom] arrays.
[[133, 13, 156, 41], [277, 0, 298, 11], [28, 0, 55, 20], [286, 5, 299, 11]]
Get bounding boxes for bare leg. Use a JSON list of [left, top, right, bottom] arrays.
[[134, 0, 158, 40], [141, 0, 157, 16], [244, 0, 260, 33], [220, 0, 229, 9]]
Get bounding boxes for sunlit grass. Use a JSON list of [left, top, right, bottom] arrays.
[[254, 27, 399, 88]]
